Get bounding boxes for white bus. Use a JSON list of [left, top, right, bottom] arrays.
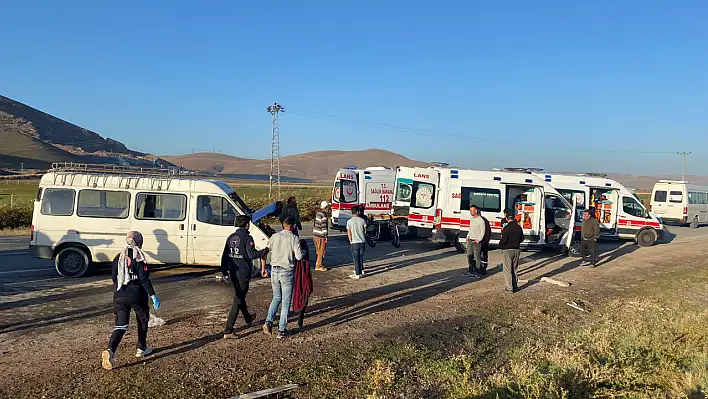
[[29, 164, 277, 277], [650, 180, 708, 228], [536, 172, 664, 249]]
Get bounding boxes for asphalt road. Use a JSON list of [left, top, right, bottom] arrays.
[[0, 224, 704, 332]]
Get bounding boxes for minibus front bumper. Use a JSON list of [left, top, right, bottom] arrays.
[[29, 245, 53, 259]]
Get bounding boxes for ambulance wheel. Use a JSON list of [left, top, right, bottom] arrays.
[[691, 217, 699, 229], [636, 229, 657, 248], [55, 246, 90, 278], [567, 240, 583, 257], [453, 234, 466, 254]]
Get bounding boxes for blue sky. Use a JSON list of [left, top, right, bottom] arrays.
[[1, 0, 706, 175]]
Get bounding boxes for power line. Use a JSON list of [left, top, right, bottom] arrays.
[[286, 107, 678, 155]]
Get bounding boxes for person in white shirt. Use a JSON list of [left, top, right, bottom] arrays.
[[466, 205, 486, 278], [346, 206, 367, 279], [262, 216, 303, 339]]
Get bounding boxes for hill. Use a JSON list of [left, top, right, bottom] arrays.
[[0, 95, 156, 169], [164, 149, 430, 181]]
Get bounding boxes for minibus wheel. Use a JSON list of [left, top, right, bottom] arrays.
[[636, 229, 657, 248], [55, 246, 90, 278], [691, 217, 699, 229]]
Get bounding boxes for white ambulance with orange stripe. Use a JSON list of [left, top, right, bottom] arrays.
[[329, 166, 396, 230], [394, 166, 579, 253], [535, 172, 663, 250]]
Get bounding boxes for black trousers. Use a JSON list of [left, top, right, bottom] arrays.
[[480, 242, 490, 274], [225, 275, 251, 334], [580, 239, 597, 265], [108, 284, 150, 352]]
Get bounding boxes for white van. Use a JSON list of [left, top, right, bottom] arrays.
[[650, 180, 708, 228], [537, 172, 664, 249], [29, 164, 277, 277], [329, 166, 396, 230], [394, 166, 578, 253]]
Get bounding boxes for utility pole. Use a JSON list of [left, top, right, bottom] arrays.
[[677, 152, 691, 181], [267, 103, 284, 200], [20, 163, 24, 172]]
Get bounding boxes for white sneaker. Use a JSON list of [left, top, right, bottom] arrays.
[[135, 347, 154, 358], [361, 271, 366, 276], [349, 274, 361, 280], [101, 349, 114, 370]]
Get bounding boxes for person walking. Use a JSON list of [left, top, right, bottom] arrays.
[[279, 197, 302, 236], [102, 231, 161, 370], [480, 211, 492, 276], [580, 210, 601, 267], [221, 215, 269, 339], [312, 201, 329, 272], [466, 205, 486, 277], [263, 216, 304, 339], [347, 206, 367, 279], [499, 214, 524, 292]]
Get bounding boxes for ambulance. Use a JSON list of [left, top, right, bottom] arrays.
[[536, 172, 663, 250], [394, 166, 579, 253], [329, 166, 396, 230]]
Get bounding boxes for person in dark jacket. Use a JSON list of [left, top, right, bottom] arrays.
[[499, 214, 524, 293], [279, 197, 302, 236], [102, 231, 161, 370], [221, 215, 269, 339], [580, 210, 601, 267], [480, 212, 492, 276]]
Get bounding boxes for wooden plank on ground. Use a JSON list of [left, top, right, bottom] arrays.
[[234, 384, 299, 399]]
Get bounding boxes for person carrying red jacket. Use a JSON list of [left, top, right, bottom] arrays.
[[291, 238, 313, 329]]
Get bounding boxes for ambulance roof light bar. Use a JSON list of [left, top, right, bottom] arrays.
[[502, 167, 544, 174], [430, 162, 449, 167], [346, 166, 358, 170], [577, 172, 608, 178]]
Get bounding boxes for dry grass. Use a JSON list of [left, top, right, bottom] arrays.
[[277, 273, 708, 399], [0, 227, 30, 236]]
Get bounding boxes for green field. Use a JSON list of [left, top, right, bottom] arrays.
[[0, 182, 38, 205]]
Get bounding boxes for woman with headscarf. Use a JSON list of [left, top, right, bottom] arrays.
[[102, 231, 161, 370]]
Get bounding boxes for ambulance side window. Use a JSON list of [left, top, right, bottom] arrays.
[[460, 187, 501, 212], [622, 196, 647, 218]]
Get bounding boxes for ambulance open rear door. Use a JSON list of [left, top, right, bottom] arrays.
[[406, 168, 438, 232], [331, 168, 359, 230]]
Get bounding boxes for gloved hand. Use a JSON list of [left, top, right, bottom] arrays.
[[151, 295, 161, 310]]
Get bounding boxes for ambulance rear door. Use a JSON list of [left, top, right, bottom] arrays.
[[393, 167, 414, 217], [331, 169, 359, 229], [362, 170, 395, 218], [407, 168, 439, 230]]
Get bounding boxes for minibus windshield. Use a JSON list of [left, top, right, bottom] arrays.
[[229, 191, 253, 215]]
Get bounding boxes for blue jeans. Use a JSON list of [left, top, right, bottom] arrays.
[[266, 267, 295, 332], [351, 242, 365, 276]]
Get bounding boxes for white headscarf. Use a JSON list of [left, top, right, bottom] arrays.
[[116, 231, 147, 291]]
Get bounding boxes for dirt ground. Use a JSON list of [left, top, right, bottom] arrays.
[[1, 227, 707, 398]]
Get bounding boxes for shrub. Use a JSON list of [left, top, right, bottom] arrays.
[[0, 203, 32, 230]]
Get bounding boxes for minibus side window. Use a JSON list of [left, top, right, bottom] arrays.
[[135, 193, 187, 221], [653, 191, 667, 202], [40, 188, 75, 216], [77, 190, 130, 218], [197, 195, 236, 226]]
